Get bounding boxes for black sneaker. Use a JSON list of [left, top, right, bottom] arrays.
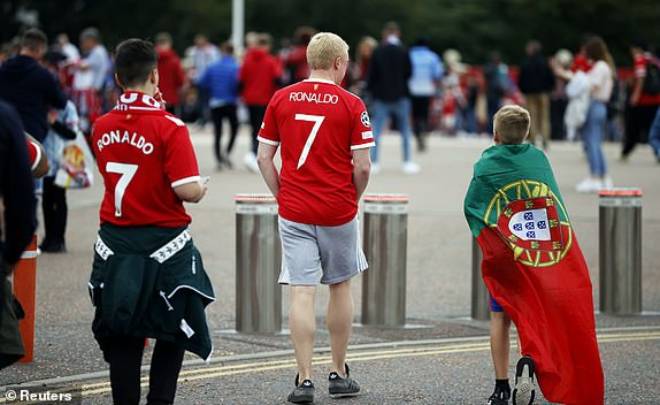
[[287, 374, 314, 404], [328, 363, 360, 398], [488, 389, 510, 405], [512, 356, 536, 405]]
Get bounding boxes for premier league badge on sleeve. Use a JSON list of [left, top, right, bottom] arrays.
[[483, 180, 573, 268]]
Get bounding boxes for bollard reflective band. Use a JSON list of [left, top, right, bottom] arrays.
[[599, 187, 642, 207], [235, 193, 278, 214], [364, 203, 408, 214]]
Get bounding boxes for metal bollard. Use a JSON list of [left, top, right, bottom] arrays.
[[235, 194, 282, 333], [471, 238, 490, 321], [599, 188, 642, 315], [361, 194, 409, 327]]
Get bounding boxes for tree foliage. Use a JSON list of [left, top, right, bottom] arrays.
[[2, 0, 659, 65]]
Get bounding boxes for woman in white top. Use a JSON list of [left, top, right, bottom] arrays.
[[555, 36, 615, 192]]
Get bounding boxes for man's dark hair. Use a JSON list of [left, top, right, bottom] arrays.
[[21, 29, 47, 52], [114, 39, 157, 88]]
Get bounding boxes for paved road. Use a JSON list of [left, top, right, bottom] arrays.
[[2, 129, 659, 404]]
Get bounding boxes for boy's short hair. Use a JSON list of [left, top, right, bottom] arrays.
[[494, 105, 531, 144], [21, 29, 47, 52], [306, 32, 349, 70], [114, 39, 157, 88], [155, 32, 172, 46]]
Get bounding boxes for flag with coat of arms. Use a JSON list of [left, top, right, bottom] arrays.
[[464, 143, 604, 405]]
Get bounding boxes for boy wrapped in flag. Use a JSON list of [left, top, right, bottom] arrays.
[[464, 105, 604, 405]]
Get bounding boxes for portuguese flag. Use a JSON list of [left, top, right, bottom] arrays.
[[464, 144, 604, 404]]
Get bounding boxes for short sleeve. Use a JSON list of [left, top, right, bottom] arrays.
[[257, 97, 280, 146], [26, 139, 40, 171], [634, 55, 646, 78], [350, 99, 375, 150], [164, 124, 200, 188]]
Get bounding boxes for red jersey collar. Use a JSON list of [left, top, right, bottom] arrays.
[[115, 91, 164, 112]]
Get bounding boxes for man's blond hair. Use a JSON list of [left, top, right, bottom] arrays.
[[494, 105, 531, 144], [306, 32, 349, 70]]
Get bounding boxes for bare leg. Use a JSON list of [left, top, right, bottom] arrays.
[[289, 286, 317, 381], [326, 280, 353, 376], [490, 311, 512, 379]]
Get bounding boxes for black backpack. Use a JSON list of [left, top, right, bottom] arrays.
[[642, 58, 660, 95]]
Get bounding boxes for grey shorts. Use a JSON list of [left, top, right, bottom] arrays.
[[278, 216, 368, 285]]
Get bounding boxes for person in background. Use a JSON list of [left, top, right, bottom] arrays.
[[648, 106, 660, 163], [350, 36, 377, 100], [0, 29, 67, 142], [283, 26, 315, 85], [72, 27, 110, 134], [56, 33, 80, 63], [549, 49, 573, 140], [408, 37, 443, 152], [519, 40, 555, 150], [239, 33, 282, 172], [367, 21, 420, 174], [0, 100, 38, 370], [484, 52, 511, 134], [185, 34, 220, 127], [623, 41, 660, 160], [155, 32, 186, 115], [555, 36, 615, 192], [198, 41, 239, 169]]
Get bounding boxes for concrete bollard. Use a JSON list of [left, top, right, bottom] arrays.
[[235, 194, 281, 333], [471, 238, 490, 321], [599, 188, 642, 315], [361, 194, 409, 327]]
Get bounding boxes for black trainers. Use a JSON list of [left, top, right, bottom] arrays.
[[328, 363, 360, 398], [512, 356, 536, 405], [488, 389, 510, 405], [287, 374, 314, 404]]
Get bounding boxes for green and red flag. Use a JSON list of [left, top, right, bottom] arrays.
[[464, 144, 604, 404]]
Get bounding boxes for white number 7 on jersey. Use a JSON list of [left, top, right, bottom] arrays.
[[294, 114, 325, 169], [106, 162, 138, 217]]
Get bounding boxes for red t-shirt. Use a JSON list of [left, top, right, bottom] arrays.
[[239, 48, 283, 105], [26, 139, 40, 171], [633, 53, 660, 106], [91, 91, 200, 227], [258, 78, 375, 226]]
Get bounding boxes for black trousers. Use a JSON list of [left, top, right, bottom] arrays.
[[42, 176, 67, 245], [104, 336, 185, 405], [410, 96, 431, 137], [247, 104, 267, 154], [623, 104, 657, 156], [210, 104, 239, 164]]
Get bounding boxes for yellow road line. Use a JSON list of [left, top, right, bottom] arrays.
[[3, 331, 659, 403]]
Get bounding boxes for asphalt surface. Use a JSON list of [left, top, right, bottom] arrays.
[[1, 128, 659, 404]]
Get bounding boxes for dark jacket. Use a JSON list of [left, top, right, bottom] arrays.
[[0, 101, 36, 267], [0, 55, 67, 141], [367, 42, 412, 102], [518, 53, 555, 95]]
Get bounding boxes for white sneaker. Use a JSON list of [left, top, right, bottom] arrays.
[[402, 161, 421, 174], [244, 152, 259, 173], [575, 177, 603, 193], [371, 163, 381, 175], [602, 177, 614, 190]]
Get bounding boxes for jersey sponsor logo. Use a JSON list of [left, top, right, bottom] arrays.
[[97, 130, 154, 155], [289, 91, 339, 105], [361, 131, 373, 140], [360, 111, 371, 127]]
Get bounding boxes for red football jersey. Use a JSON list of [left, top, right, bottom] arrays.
[[258, 78, 375, 226], [92, 91, 200, 227]]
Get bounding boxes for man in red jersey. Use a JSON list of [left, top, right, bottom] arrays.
[[257, 32, 373, 404], [89, 39, 214, 405]]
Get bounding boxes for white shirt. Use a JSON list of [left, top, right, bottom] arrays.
[[587, 60, 613, 102]]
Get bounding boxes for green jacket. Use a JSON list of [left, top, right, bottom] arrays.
[[89, 224, 215, 361]]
